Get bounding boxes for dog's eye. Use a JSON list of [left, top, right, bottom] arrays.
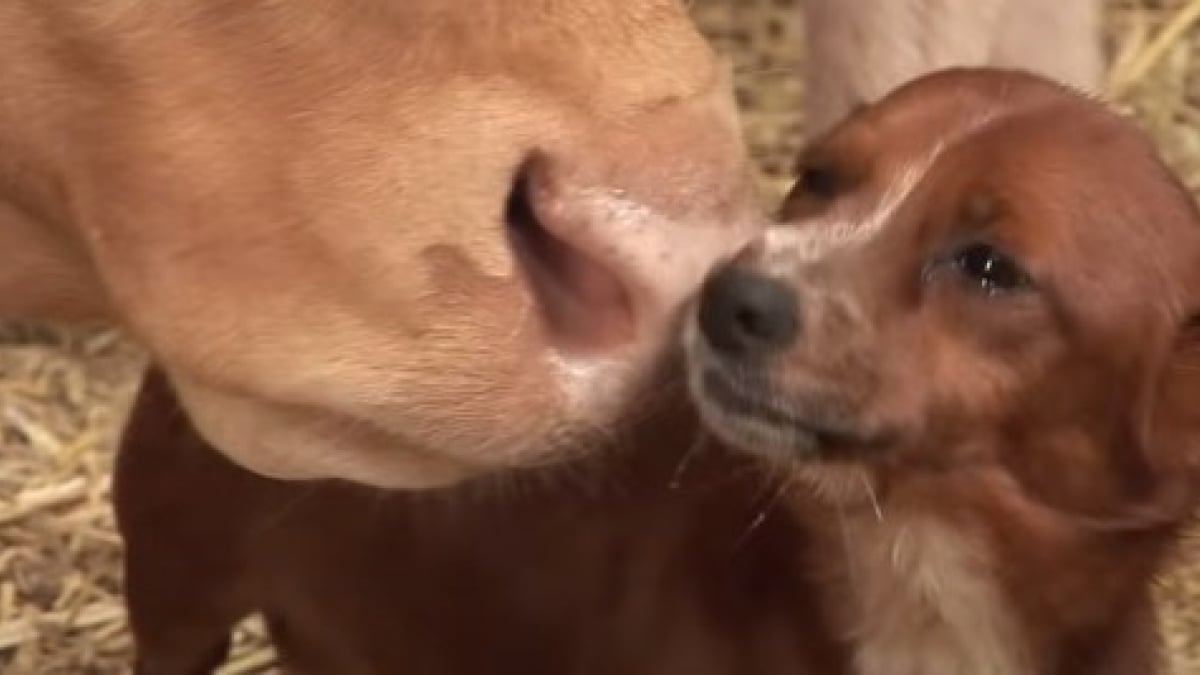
[[951, 243, 1030, 294]]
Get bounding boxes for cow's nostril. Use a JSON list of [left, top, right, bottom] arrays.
[[698, 265, 798, 357], [504, 157, 635, 352]]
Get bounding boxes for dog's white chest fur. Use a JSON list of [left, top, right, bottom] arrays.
[[830, 511, 1028, 675]]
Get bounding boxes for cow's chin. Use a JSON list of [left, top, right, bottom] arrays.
[[167, 380, 473, 488], [163, 344, 661, 490]]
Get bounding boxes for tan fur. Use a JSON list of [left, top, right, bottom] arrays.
[[0, 0, 760, 487]]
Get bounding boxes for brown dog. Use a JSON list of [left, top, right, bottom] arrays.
[[686, 68, 1200, 674], [117, 69, 1194, 675]]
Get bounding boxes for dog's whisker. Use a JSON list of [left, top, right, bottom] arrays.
[[861, 472, 884, 522], [252, 482, 326, 537], [669, 430, 710, 489], [729, 474, 792, 556], [835, 502, 857, 592]]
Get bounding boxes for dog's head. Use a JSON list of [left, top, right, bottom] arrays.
[[41, 0, 759, 487], [686, 69, 1200, 520]]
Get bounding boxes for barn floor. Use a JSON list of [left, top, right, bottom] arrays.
[[3, 0, 1200, 672]]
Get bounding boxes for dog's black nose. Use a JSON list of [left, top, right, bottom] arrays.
[[697, 265, 799, 357]]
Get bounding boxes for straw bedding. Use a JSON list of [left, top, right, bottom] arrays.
[[3, 0, 1200, 672]]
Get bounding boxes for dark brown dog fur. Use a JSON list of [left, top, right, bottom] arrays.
[[117, 368, 848, 675]]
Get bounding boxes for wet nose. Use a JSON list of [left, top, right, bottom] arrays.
[[697, 265, 798, 357]]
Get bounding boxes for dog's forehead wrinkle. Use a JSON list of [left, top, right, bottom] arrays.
[[768, 103, 1014, 273], [764, 139, 947, 276], [762, 224, 839, 272]]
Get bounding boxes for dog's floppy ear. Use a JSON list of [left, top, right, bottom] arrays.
[[1152, 315, 1200, 446], [1132, 313, 1200, 524], [1073, 308, 1200, 533]]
